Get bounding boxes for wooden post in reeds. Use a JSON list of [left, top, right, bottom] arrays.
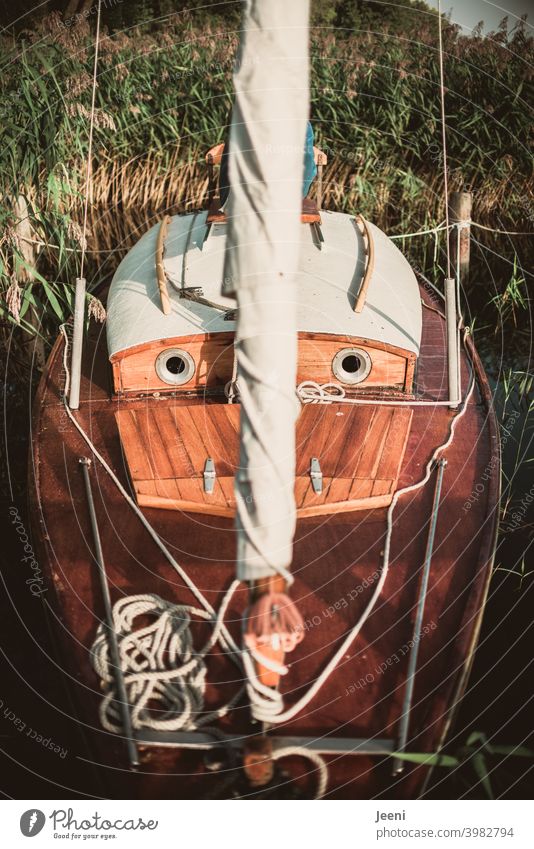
[[448, 191, 472, 284]]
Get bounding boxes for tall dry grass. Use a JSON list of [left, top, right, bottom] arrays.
[[0, 10, 532, 337]]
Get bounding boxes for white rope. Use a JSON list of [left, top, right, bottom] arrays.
[[59, 326, 242, 659], [91, 592, 243, 733], [297, 379, 463, 407], [244, 335, 476, 724], [272, 746, 328, 799], [469, 221, 534, 236], [389, 220, 449, 240], [79, 0, 102, 281]]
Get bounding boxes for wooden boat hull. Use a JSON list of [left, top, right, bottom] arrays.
[[29, 283, 499, 799]]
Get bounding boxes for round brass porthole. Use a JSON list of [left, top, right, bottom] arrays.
[[332, 347, 372, 385], [155, 349, 195, 386]]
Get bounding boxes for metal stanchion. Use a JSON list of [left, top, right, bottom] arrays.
[[79, 457, 139, 768], [68, 278, 86, 410]]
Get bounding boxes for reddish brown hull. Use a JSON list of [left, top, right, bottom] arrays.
[[29, 285, 499, 799]]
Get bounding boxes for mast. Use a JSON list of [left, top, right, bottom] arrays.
[[222, 0, 309, 585], [222, 0, 309, 701]]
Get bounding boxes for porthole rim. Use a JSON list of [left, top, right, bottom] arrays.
[[155, 348, 196, 386], [332, 347, 372, 385]]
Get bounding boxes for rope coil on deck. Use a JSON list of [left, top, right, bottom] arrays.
[[271, 747, 328, 799], [60, 320, 475, 731], [91, 590, 243, 733]]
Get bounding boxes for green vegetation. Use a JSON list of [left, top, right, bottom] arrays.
[[0, 2, 531, 800], [394, 734, 534, 799], [0, 8, 532, 344]]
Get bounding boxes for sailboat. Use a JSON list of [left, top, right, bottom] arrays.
[[29, 0, 499, 799]]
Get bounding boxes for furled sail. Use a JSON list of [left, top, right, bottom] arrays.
[[222, 0, 310, 583]]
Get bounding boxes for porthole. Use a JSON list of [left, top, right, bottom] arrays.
[[155, 349, 195, 386], [332, 347, 372, 385]]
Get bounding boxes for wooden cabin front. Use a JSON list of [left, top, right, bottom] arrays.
[[105, 210, 421, 520]]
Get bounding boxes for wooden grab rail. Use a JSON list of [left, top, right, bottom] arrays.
[[155, 214, 171, 315], [206, 142, 328, 167], [205, 142, 225, 166], [354, 214, 375, 313], [205, 142, 328, 209]]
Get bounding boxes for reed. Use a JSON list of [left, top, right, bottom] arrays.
[[395, 733, 534, 799], [0, 11, 532, 335]]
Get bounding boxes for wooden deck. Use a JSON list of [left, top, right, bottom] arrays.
[[116, 404, 412, 517], [29, 284, 499, 800]]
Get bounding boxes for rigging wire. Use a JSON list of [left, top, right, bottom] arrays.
[[8, 219, 532, 259], [79, 0, 102, 282], [437, 0, 451, 279]]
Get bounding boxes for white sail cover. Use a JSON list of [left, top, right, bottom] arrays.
[[222, 0, 310, 581]]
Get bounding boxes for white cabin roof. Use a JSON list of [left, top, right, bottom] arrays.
[[106, 210, 422, 358]]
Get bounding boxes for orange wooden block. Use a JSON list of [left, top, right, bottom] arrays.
[[254, 643, 286, 688]]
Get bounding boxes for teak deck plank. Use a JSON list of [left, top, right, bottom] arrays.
[[116, 409, 156, 480], [173, 406, 211, 471], [159, 407, 196, 477], [375, 409, 413, 481], [321, 406, 370, 478], [147, 408, 182, 480], [116, 402, 412, 517], [154, 477, 181, 500], [218, 476, 236, 509], [354, 408, 392, 480], [199, 406, 239, 475], [295, 406, 334, 475]]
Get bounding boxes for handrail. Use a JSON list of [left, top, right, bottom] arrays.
[[155, 214, 171, 315], [354, 214, 375, 313], [206, 142, 327, 167], [205, 142, 225, 166], [313, 146, 327, 166]]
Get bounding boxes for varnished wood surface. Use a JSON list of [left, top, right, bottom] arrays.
[[155, 215, 171, 315], [205, 142, 328, 168], [111, 332, 413, 395], [206, 196, 323, 225], [29, 285, 499, 799], [115, 404, 412, 517]]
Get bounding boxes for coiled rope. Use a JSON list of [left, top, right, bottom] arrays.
[[272, 747, 328, 799], [60, 326, 246, 735], [90, 593, 242, 733]]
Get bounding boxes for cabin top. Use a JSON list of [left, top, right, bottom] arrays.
[[106, 210, 422, 359]]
